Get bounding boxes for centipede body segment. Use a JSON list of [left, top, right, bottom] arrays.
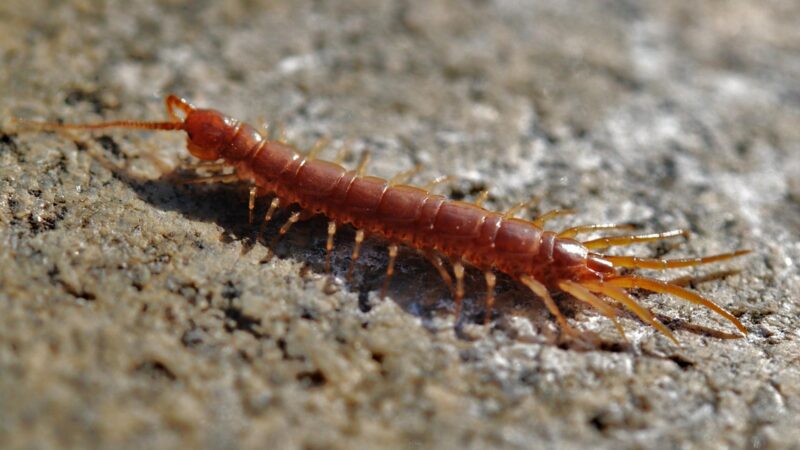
[[18, 95, 750, 346]]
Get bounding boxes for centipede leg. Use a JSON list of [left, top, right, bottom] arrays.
[[583, 229, 689, 250], [474, 190, 490, 207], [355, 151, 371, 176], [306, 137, 330, 159], [582, 281, 680, 345], [532, 209, 576, 228], [604, 276, 747, 334], [519, 275, 577, 338], [452, 260, 466, 320], [504, 196, 540, 218], [388, 165, 423, 186], [346, 229, 366, 282], [325, 221, 337, 274], [603, 250, 750, 270], [248, 186, 257, 224], [557, 223, 638, 238], [381, 244, 399, 299], [334, 142, 351, 165], [255, 116, 270, 136], [422, 175, 454, 191], [484, 271, 497, 326], [558, 280, 627, 342], [274, 122, 288, 143], [423, 251, 455, 297], [258, 197, 282, 243], [278, 211, 302, 236], [266, 210, 312, 259]]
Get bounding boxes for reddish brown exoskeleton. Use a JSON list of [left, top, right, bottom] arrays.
[[18, 95, 749, 345]]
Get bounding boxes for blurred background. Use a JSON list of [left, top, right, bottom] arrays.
[[1, 1, 799, 449]]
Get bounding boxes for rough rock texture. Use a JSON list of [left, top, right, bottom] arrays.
[[1, 1, 799, 449]]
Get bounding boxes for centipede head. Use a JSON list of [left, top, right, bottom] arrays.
[[11, 93, 242, 163], [160, 95, 233, 161], [183, 108, 239, 161]]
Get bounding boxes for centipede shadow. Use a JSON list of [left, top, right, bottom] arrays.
[[122, 165, 526, 327]]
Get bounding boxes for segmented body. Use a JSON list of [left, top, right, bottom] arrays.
[[22, 95, 750, 345], [242, 138, 594, 286], [189, 109, 606, 284]]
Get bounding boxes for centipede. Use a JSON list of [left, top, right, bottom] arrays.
[[16, 94, 750, 345]]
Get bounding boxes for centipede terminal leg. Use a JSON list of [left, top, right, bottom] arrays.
[[605, 276, 746, 334], [602, 250, 748, 270], [557, 223, 638, 238], [582, 281, 679, 345], [582, 229, 689, 250]]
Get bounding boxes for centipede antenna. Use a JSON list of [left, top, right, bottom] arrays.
[[15, 94, 195, 133], [13, 117, 183, 132]]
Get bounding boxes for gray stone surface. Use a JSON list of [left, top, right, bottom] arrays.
[[1, 1, 799, 449]]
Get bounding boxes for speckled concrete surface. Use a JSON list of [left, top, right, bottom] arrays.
[[1, 1, 799, 449]]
